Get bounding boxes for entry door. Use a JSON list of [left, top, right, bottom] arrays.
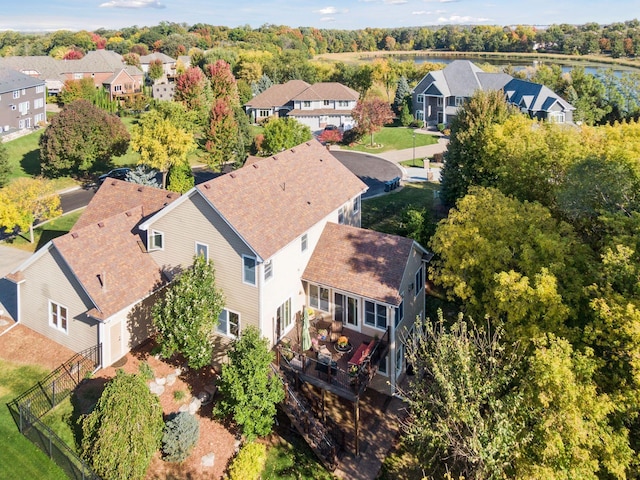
[[334, 293, 358, 328], [110, 322, 122, 363]]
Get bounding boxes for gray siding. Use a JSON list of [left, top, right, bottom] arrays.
[[147, 192, 261, 332], [19, 246, 99, 353]]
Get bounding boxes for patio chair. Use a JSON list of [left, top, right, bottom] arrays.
[[329, 320, 343, 342]]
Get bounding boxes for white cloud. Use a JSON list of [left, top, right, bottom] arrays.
[[412, 10, 434, 15], [437, 14, 490, 23], [99, 0, 165, 9], [316, 7, 337, 14], [384, 0, 408, 4], [320, 16, 336, 22]]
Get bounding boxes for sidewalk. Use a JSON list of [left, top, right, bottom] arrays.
[[376, 132, 448, 183]]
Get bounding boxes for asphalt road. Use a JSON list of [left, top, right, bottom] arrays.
[[331, 150, 402, 198]]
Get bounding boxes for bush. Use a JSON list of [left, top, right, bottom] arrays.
[[227, 441, 267, 480], [433, 152, 444, 164], [162, 412, 200, 463], [341, 128, 363, 146], [138, 361, 155, 380]]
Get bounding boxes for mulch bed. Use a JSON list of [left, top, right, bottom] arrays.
[[0, 324, 76, 369]]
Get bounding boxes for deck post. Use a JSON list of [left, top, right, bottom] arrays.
[[321, 388, 326, 423], [354, 398, 360, 456]]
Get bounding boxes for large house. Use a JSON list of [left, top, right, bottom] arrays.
[[245, 81, 359, 131], [0, 68, 46, 132], [4, 139, 427, 399], [412, 60, 574, 126]]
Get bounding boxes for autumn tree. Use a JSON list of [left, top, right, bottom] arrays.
[[214, 326, 284, 440], [130, 109, 196, 188], [0, 178, 61, 243], [205, 59, 239, 105], [58, 78, 97, 105], [260, 118, 312, 156], [205, 98, 239, 170], [152, 255, 225, 369], [39, 99, 130, 177], [351, 97, 394, 147], [147, 58, 164, 83], [81, 370, 164, 480], [173, 66, 212, 123]]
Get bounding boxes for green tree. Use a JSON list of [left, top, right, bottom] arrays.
[[147, 58, 164, 83], [130, 109, 196, 188], [0, 141, 10, 187], [260, 118, 312, 156], [251, 74, 273, 96], [0, 177, 61, 243], [166, 160, 194, 194], [152, 254, 225, 369], [205, 98, 239, 170], [393, 75, 411, 114], [81, 370, 164, 480], [126, 165, 160, 188], [429, 187, 591, 341], [39, 99, 130, 177], [214, 325, 284, 440], [440, 90, 516, 206], [351, 97, 394, 147]]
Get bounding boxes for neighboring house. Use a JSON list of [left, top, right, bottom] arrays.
[[4, 139, 428, 397], [152, 82, 176, 101], [5, 181, 180, 367], [139, 52, 176, 82], [287, 82, 360, 131], [412, 59, 574, 126], [0, 67, 46, 132], [0, 55, 65, 95], [244, 79, 310, 123]]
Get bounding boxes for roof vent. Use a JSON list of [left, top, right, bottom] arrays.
[[253, 164, 259, 169], [125, 211, 132, 217], [204, 182, 212, 188], [290, 149, 295, 153], [97, 272, 107, 290], [138, 187, 144, 192], [229, 174, 236, 179], [306, 142, 311, 146], [71, 232, 79, 239], [273, 156, 278, 161], [97, 222, 104, 228]]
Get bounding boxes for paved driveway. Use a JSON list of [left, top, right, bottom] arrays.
[[331, 151, 402, 198]]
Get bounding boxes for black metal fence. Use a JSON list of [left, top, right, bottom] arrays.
[[6, 344, 101, 480]]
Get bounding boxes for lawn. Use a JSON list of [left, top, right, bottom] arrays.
[[399, 158, 443, 169], [362, 182, 442, 236], [2, 210, 83, 253], [0, 359, 68, 480], [342, 127, 438, 154]]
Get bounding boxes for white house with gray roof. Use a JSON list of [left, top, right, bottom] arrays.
[[412, 60, 574, 126]]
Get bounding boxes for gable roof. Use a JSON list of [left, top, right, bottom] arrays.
[[302, 223, 417, 306], [195, 139, 368, 260], [140, 52, 176, 64], [54, 206, 165, 320], [73, 179, 179, 232], [291, 82, 359, 101], [245, 80, 310, 108], [504, 77, 575, 112], [0, 56, 64, 81], [0, 67, 45, 94], [414, 60, 512, 98]]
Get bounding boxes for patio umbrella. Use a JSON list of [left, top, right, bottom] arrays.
[[301, 308, 311, 352]]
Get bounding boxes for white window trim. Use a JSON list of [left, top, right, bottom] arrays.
[[455, 96, 464, 107], [149, 230, 164, 251], [353, 196, 360, 214], [242, 254, 257, 286], [436, 96, 443, 107], [395, 294, 404, 327], [309, 284, 330, 312], [364, 300, 388, 331], [49, 300, 69, 334], [195, 241, 208, 260], [417, 94, 424, 104], [217, 308, 240, 339]]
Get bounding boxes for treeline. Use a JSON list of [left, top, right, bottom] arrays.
[[1, 19, 640, 60]]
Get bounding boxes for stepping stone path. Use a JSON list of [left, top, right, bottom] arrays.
[[201, 452, 215, 468], [166, 373, 177, 386], [148, 381, 165, 396], [188, 397, 202, 414]]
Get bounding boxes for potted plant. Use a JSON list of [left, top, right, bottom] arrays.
[[348, 364, 359, 376], [336, 335, 350, 352], [317, 328, 328, 341]]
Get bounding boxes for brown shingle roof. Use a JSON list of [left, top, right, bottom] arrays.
[[291, 82, 359, 101], [197, 139, 367, 260], [54, 207, 165, 320], [244, 80, 310, 108], [303, 223, 415, 306], [73, 180, 179, 232]]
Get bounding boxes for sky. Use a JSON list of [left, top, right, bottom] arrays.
[[2, 0, 637, 33]]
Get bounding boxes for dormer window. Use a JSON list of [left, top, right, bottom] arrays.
[[150, 230, 164, 250]]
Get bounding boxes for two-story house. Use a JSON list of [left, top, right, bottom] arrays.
[[0, 67, 46, 132], [412, 59, 574, 126], [4, 140, 427, 398], [139, 52, 176, 83], [244, 81, 359, 131]]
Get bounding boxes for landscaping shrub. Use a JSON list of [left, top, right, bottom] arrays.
[[138, 361, 155, 381], [227, 441, 267, 480], [162, 411, 200, 463], [433, 152, 444, 164], [341, 128, 363, 146]]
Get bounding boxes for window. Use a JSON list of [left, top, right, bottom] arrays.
[[303, 101, 311, 107], [415, 266, 423, 297], [259, 109, 270, 117], [353, 196, 360, 214], [34, 98, 44, 109], [49, 301, 68, 333], [19, 101, 29, 114], [335, 293, 358, 327], [13, 90, 20, 99], [114, 85, 122, 92], [338, 100, 348, 107], [21, 89, 26, 95], [36, 85, 45, 94], [394, 296, 404, 327], [217, 309, 239, 338], [277, 298, 292, 336], [18, 120, 24, 129], [378, 353, 388, 376], [549, 111, 565, 123], [243, 255, 256, 285], [150, 230, 163, 250], [455, 96, 464, 107], [338, 207, 345, 225], [195, 242, 208, 260], [309, 284, 330, 312], [264, 259, 273, 281], [417, 94, 424, 104], [364, 300, 387, 330], [324, 100, 330, 106], [34, 113, 44, 124], [74, 73, 83, 80], [301, 233, 308, 252], [436, 97, 443, 107]]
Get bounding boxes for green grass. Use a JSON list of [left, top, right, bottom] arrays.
[[262, 431, 336, 480], [2, 210, 83, 253], [342, 127, 438, 154], [399, 158, 443, 168], [0, 359, 68, 480], [362, 182, 441, 235], [40, 397, 78, 453]]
